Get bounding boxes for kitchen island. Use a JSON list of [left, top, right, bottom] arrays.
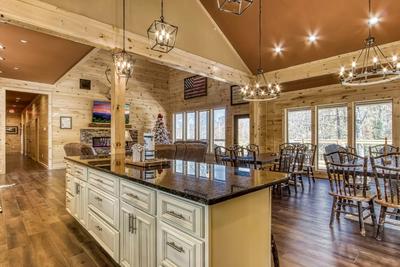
[[65, 154, 288, 267]]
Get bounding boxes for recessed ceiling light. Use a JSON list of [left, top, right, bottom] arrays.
[[13, 67, 19, 70], [0, 56, 4, 61], [20, 39, 28, 44], [368, 16, 380, 26], [8, 109, 15, 114], [273, 45, 284, 54], [0, 70, 3, 74], [0, 44, 5, 49], [16, 98, 20, 102], [307, 33, 318, 43], [12, 104, 16, 107]]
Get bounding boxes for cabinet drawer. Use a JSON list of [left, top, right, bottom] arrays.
[[158, 222, 204, 267], [66, 161, 74, 175], [88, 186, 119, 229], [158, 193, 204, 238], [74, 164, 88, 180], [66, 174, 74, 195], [66, 192, 74, 215], [88, 169, 119, 196], [121, 180, 156, 215], [88, 211, 119, 262]]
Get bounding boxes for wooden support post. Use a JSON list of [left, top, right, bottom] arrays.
[[0, 89, 5, 174], [393, 97, 400, 147], [110, 65, 127, 172], [250, 102, 266, 153]]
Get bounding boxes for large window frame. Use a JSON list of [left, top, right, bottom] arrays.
[[173, 107, 226, 151], [286, 107, 312, 144]]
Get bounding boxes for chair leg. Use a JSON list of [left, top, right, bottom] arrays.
[[306, 168, 311, 184], [293, 175, 298, 194], [299, 175, 304, 191], [336, 198, 342, 220], [330, 197, 337, 227], [376, 206, 387, 241], [369, 200, 377, 227], [357, 201, 366, 236], [310, 167, 315, 183]]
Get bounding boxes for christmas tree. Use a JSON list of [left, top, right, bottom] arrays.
[[153, 113, 170, 144]]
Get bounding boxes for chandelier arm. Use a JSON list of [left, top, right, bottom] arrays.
[[371, 46, 386, 70], [360, 48, 368, 75], [375, 45, 395, 69], [364, 46, 371, 74]]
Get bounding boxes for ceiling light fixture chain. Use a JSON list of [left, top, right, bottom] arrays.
[[147, 0, 178, 53], [339, 0, 400, 86], [240, 0, 281, 102]]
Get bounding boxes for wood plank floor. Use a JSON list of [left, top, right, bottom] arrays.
[[2, 153, 400, 266]]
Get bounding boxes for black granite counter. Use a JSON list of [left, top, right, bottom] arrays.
[[65, 155, 288, 205]]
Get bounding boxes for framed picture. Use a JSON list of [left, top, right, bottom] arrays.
[[6, 126, 18, 135], [60, 116, 72, 129], [184, 75, 207, 99], [231, 85, 249, 105]]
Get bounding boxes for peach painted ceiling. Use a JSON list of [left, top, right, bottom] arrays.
[[200, 0, 400, 73]]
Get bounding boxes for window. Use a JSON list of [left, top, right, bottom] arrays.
[[174, 113, 183, 140], [317, 106, 348, 168], [213, 108, 226, 147], [186, 112, 196, 140], [198, 111, 209, 141], [173, 108, 226, 150], [287, 109, 312, 144], [355, 101, 392, 156], [234, 114, 250, 147]]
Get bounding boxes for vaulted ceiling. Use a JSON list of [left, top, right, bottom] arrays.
[[200, 0, 400, 73]]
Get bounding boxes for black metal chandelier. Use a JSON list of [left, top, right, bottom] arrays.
[[147, 0, 178, 53], [217, 0, 253, 15], [240, 0, 280, 101], [339, 0, 400, 86]]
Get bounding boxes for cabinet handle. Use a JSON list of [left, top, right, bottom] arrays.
[[133, 215, 137, 234], [96, 225, 102, 232], [126, 193, 139, 200], [166, 241, 185, 253], [128, 214, 133, 233], [95, 178, 103, 183], [94, 196, 103, 202], [66, 199, 70, 203], [166, 210, 185, 220], [75, 184, 80, 195]]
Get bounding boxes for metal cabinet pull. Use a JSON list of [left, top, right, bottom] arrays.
[[94, 196, 103, 202], [133, 215, 137, 234], [166, 210, 185, 220], [96, 225, 102, 232], [95, 178, 103, 183], [166, 241, 185, 253], [75, 184, 80, 194], [128, 214, 133, 233], [126, 193, 139, 200]]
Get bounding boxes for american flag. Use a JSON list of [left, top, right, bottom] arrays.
[[184, 75, 207, 99]]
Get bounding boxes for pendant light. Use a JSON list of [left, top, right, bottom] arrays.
[[217, 0, 253, 15], [241, 0, 281, 101], [147, 0, 178, 53], [339, 0, 400, 86]]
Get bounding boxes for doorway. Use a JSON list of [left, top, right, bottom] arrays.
[[234, 114, 250, 146]]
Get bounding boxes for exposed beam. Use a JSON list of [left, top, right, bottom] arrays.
[[0, 0, 252, 85]]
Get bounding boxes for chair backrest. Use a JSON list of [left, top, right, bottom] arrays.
[[369, 144, 399, 158], [81, 144, 97, 156], [215, 146, 231, 164], [371, 153, 400, 206], [247, 144, 260, 155], [303, 143, 317, 166], [326, 157, 368, 198], [277, 144, 306, 173], [184, 143, 207, 162], [155, 144, 176, 159], [64, 143, 82, 156], [175, 143, 186, 160], [324, 150, 360, 165]]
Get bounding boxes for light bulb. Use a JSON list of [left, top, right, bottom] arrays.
[[275, 85, 281, 92], [245, 85, 249, 90], [268, 83, 272, 88], [155, 31, 159, 36], [351, 61, 356, 68], [393, 55, 398, 62], [261, 90, 265, 95], [397, 62, 400, 69], [256, 83, 260, 88], [368, 16, 379, 26], [340, 66, 345, 72], [349, 72, 353, 78], [383, 67, 388, 73], [166, 33, 170, 40], [250, 90, 254, 96], [373, 57, 378, 63]]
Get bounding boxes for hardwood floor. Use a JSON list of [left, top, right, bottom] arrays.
[[1, 154, 400, 266], [1, 153, 118, 267]]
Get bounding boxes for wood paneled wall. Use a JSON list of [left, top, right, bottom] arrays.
[[5, 113, 21, 153], [167, 69, 249, 147], [259, 81, 400, 154]]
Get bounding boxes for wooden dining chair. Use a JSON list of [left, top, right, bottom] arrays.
[[214, 146, 233, 166], [303, 143, 317, 183], [238, 147, 258, 169], [247, 144, 260, 155], [369, 144, 399, 158], [325, 156, 376, 236], [371, 153, 400, 240]]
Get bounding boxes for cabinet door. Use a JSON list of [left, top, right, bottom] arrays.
[[78, 180, 88, 228], [134, 208, 156, 267], [120, 202, 135, 267], [72, 178, 81, 220], [120, 202, 156, 267]]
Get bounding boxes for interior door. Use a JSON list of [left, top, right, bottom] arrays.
[[234, 114, 250, 146]]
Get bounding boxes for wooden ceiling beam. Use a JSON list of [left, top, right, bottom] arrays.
[[0, 0, 252, 85]]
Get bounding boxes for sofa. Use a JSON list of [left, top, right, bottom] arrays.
[[155, 141, 208, 162]]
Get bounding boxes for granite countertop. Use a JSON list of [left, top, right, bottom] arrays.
[[65, 155, 288, 205]]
